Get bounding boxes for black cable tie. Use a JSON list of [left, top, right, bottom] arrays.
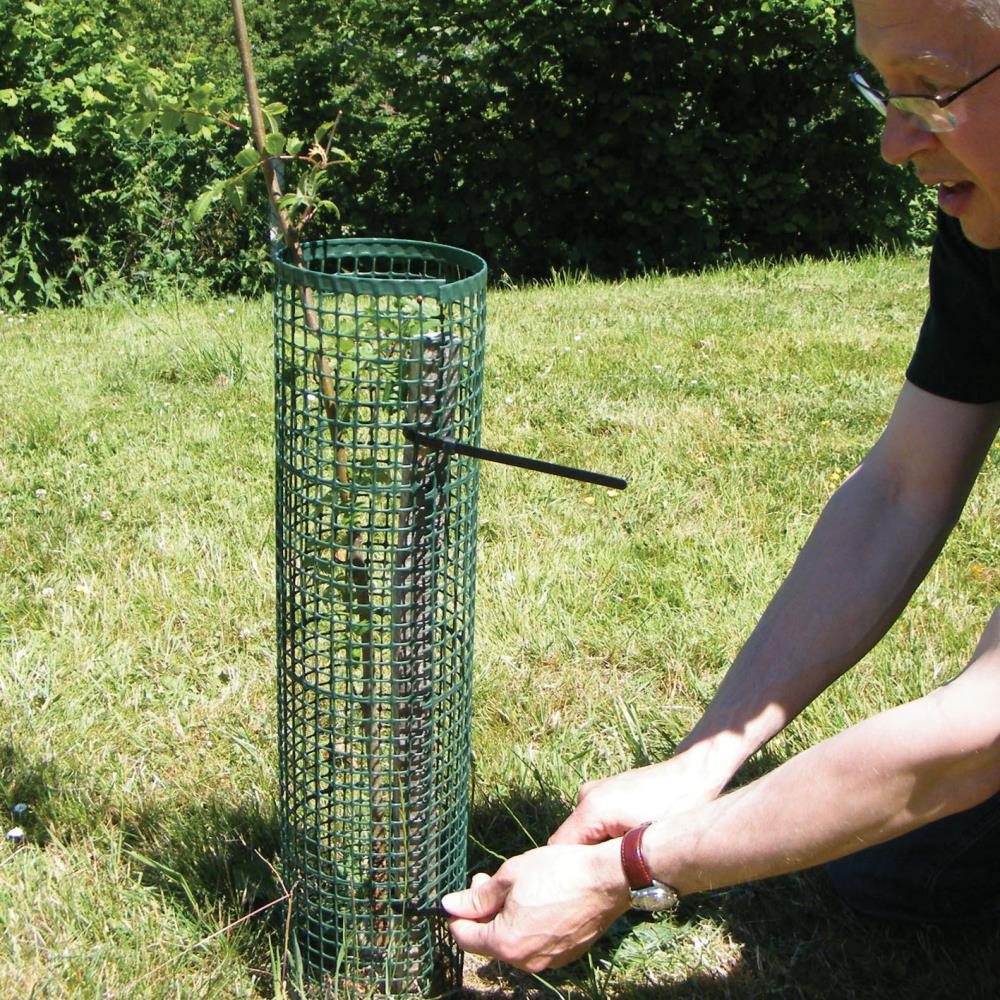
[[404, 427, 627, 491], [386, 899, 451, 919]]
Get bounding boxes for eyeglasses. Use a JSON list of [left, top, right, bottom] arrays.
[[848, 62, 1000, 132]]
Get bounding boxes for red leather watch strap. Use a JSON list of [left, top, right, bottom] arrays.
[[621, 822, 654, 891]]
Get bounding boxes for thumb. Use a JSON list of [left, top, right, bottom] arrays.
[[441, 871, 507, 920]]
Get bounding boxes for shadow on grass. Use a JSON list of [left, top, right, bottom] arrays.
[[119, 792, 286, 994], [0, 741, 284, 980], [128, 771, 999, 1000], [10, 737, 1000, 1000], [0, 741, 58, 847], [634, 875, 1000, 1000], [123, 794, 283, 916]]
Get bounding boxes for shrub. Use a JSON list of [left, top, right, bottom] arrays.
[[258, 0, 928, 279], [0, 0, 264, 308], [0, 0, 932, 305], [0, 0, 125, 305]]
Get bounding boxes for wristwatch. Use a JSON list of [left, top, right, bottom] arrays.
[[620, 822, 678, 912]]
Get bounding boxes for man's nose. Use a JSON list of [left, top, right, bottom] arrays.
[[880, 106, 937, 166]]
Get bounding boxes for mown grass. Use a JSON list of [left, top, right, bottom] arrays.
[[1, 255, 998, 999]]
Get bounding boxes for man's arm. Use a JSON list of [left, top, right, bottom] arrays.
[[551, 383, 1000, 845], [445, 606, 1000, 972], [644, 607, 1000, 893]]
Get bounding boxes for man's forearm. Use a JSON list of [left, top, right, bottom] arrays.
[[674, 462, 959, 791], [445, 637, 1000, 972], [550, 387, 997, 848], [644, 645, 1000, 894]]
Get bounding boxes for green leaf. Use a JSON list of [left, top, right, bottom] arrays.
[[183, 112, 204, 134], [261, 109, 281, 134], [123, 112, 156, 139], [264, 132, 286, 156], [286, 136, 304, 157], [224, 183, 245, 210], [139, 84, 160, 110], [190, 185, 221, 224], [235, 146, 258, 169], [189, 83, 213, 111], [263, 101, 288, 116], [160, 108, 183, 131], [80, 85, 106, 107], [313, 120, 338, 148], [0, 89, 18, 107], [297, 171, 317, 198], [277, 191, 307, 214]]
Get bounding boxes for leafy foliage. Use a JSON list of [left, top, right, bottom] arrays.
[[0, 0, 126, 305], [123, 67, 351, 238], [0, 0, 265, 308], [1, 0, 934, 306], [261, 0, 929, 278], [117, 0, 239, 84]]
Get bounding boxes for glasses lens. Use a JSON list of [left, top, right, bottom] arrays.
[[849, 72, 888, 114], [848, 71, 959, 132], [889, 98, 958, 133]]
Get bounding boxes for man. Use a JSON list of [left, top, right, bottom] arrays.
[[442, 0, 1000, 974]]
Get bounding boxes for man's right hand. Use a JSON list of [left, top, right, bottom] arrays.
[[547, 754, 726, 846]]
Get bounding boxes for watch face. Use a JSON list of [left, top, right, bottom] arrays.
[[630, 883, 677, 913]]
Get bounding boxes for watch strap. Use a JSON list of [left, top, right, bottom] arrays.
[[621, 822, 654, 891]]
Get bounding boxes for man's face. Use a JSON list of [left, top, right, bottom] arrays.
[[853, 0, 1000, 248]]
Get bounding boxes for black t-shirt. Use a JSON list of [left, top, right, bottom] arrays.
[[905, 211, 1000, 404]]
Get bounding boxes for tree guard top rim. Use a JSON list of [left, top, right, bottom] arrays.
[[273, 237, 488, 303]]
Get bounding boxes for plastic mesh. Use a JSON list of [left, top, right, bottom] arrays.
[[273, 239, 486, 996]]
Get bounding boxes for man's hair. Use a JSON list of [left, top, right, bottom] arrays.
[[965, 0, 1000, 28]]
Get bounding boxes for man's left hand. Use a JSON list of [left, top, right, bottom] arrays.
[[442, 841, 631, 973]]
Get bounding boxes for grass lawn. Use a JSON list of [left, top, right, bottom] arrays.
[[1, 253, 998, 998]]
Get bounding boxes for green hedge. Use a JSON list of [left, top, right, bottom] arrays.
[[0, 0, 932, 308], [0, 0, 123, 305], [0, 0, 264, 309], [260, 0, 931, 278]]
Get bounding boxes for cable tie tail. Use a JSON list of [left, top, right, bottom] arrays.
[[403, 427, 627, 490]]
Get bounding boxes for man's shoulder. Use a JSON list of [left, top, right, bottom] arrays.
[[932, 212, 1000, 292], [906, 212, 1000, 405]]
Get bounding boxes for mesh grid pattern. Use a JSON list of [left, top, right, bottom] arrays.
[[273, 240, 486, 997]]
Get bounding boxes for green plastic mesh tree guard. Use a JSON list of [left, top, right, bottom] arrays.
[[272, 239, 487, 997]]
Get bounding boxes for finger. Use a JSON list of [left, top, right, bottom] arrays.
[[547, 808, 604, 846], [441, 872, 508, 920], [447, 912, 501, 958]]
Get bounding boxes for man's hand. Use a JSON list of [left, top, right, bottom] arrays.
[[442, 841, 630, 973], [548, 755, 724, 846]]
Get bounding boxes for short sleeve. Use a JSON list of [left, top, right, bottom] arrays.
[[905, 212, 1000, 404]]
